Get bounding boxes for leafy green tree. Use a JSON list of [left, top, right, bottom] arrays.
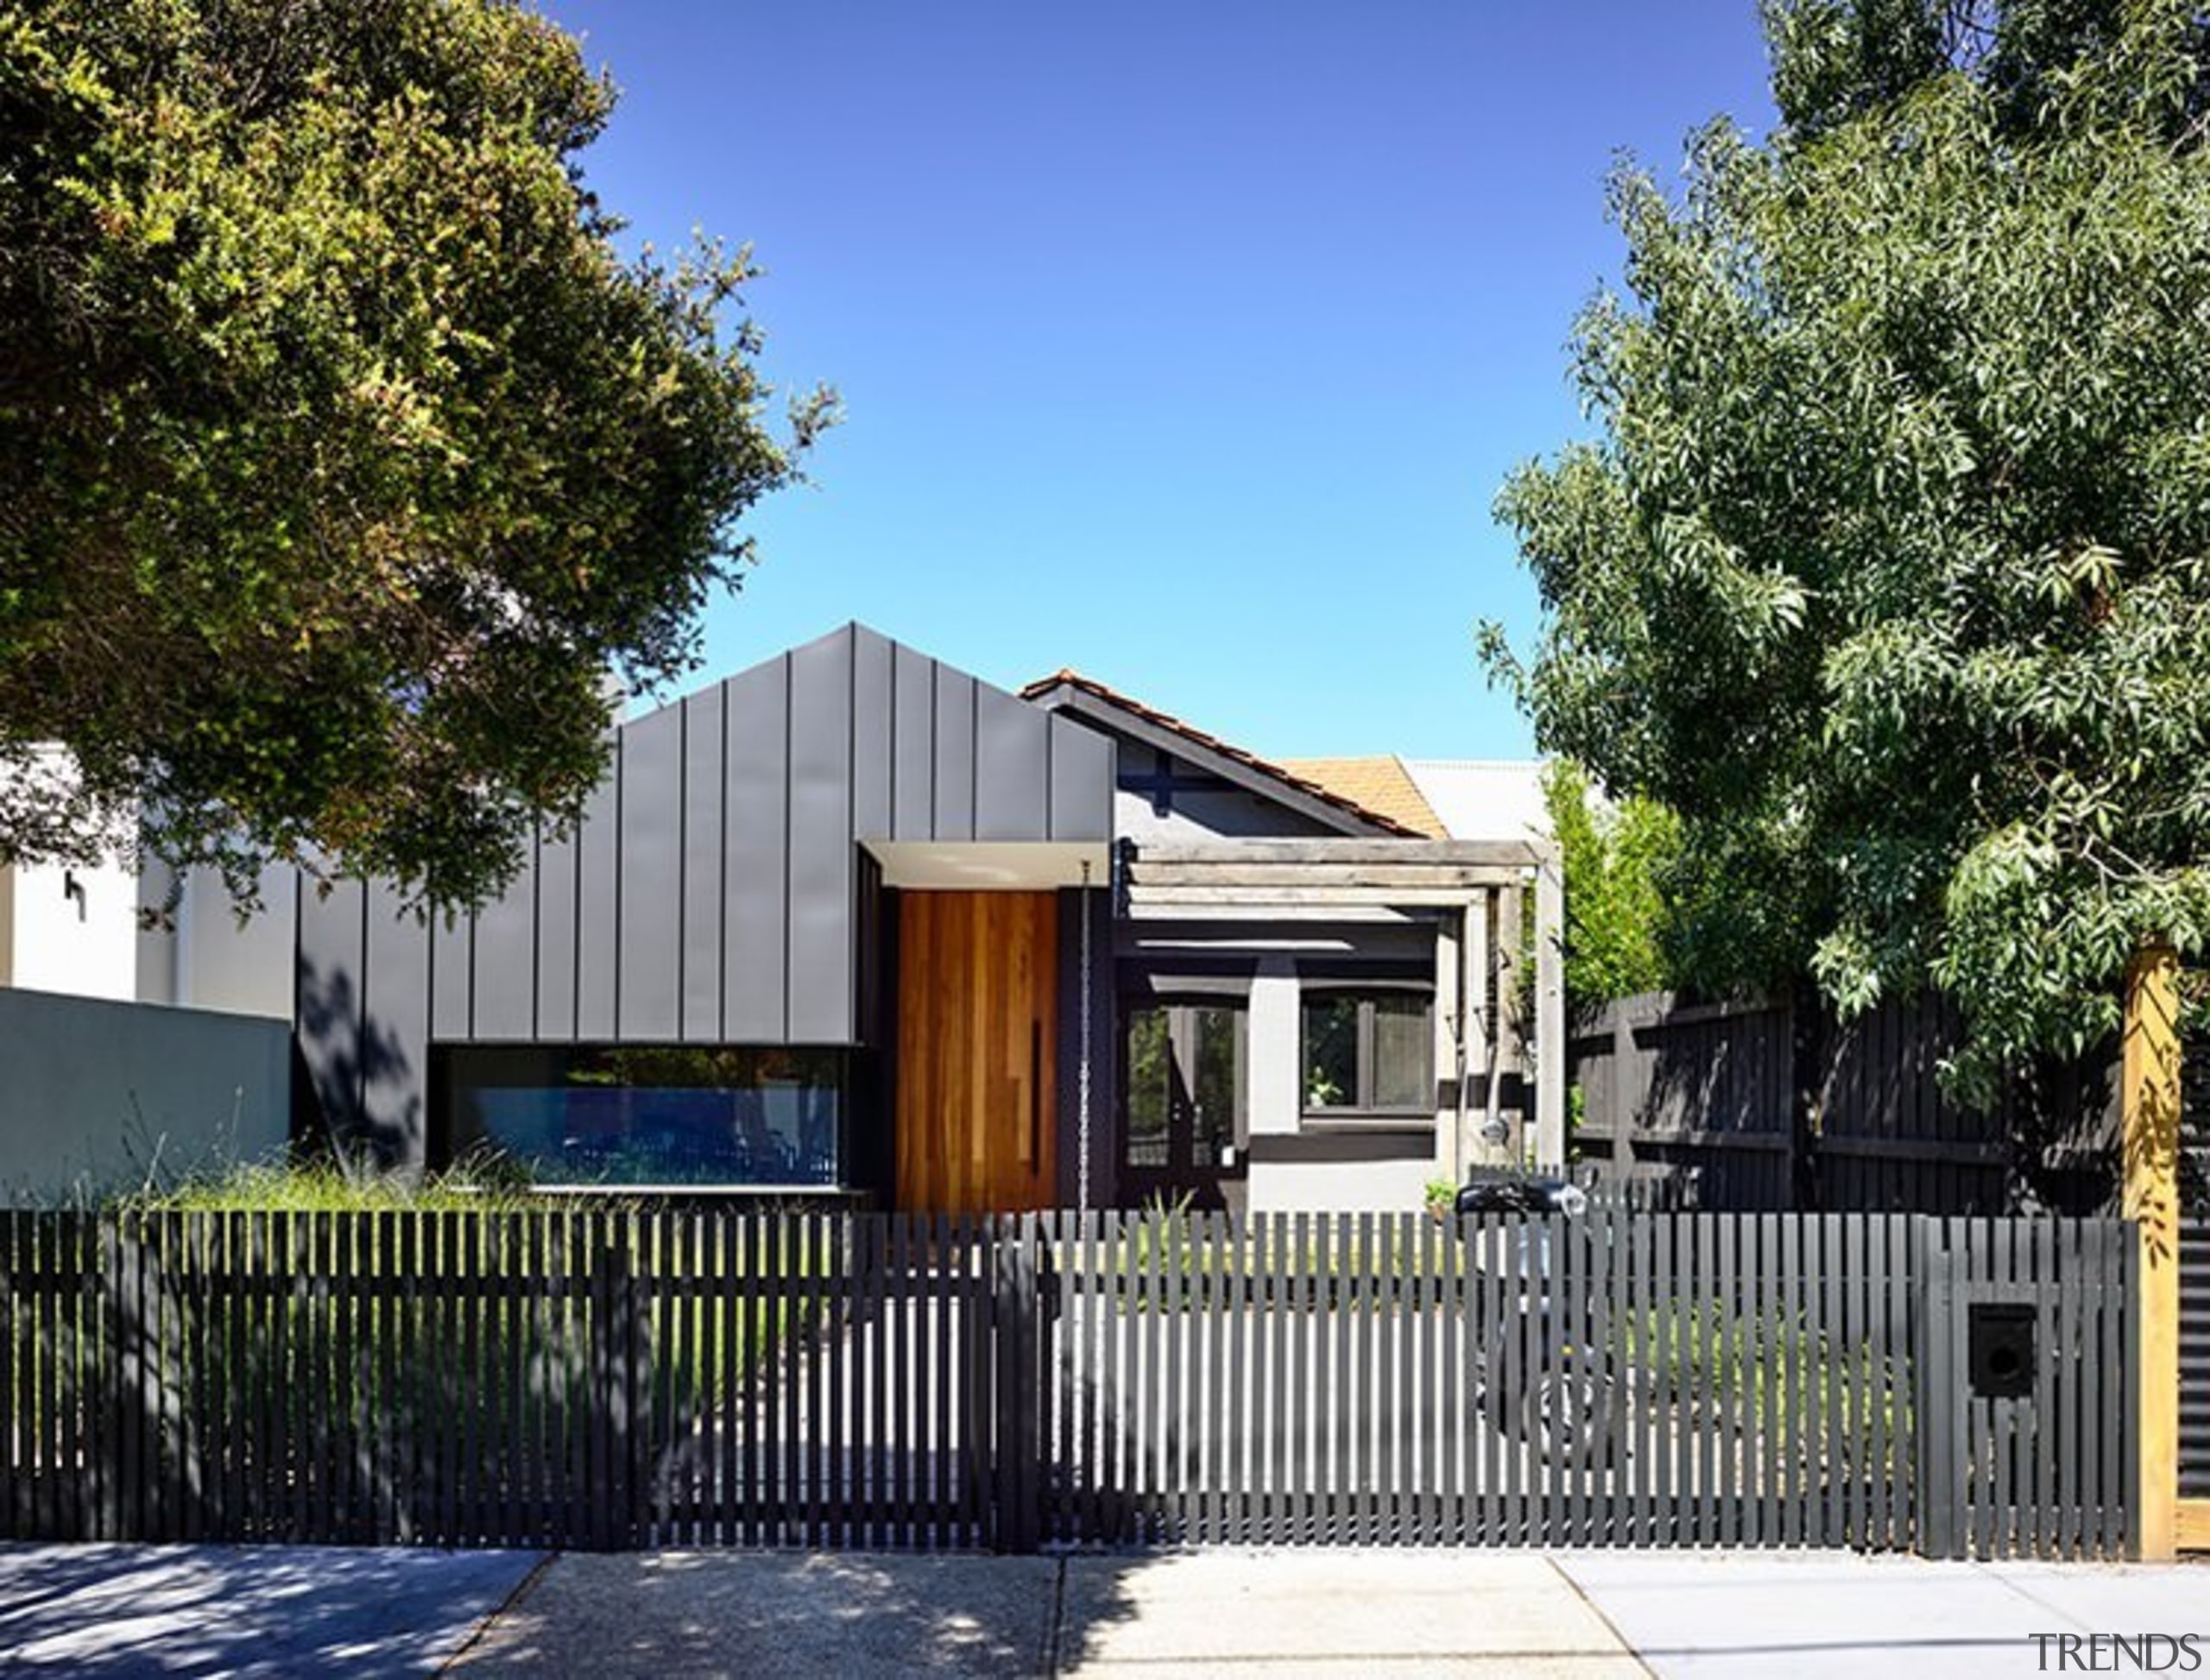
[[1542, 760, 1683, 1018], [1, 0, 831, 905], [1490, 0, 2210, 1096]]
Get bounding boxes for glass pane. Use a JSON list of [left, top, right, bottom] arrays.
[[1124, 1007, 1171, 1167], [1372, 995, 1433, 1110], [1189, 1006, 1241, 1165], [454, 1045, 843, 1186], [1303, 995, 1359, 1109]]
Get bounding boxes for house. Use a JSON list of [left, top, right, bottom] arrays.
[[6, 624, 1563, 1214], [277, 623, 1560, 1212]]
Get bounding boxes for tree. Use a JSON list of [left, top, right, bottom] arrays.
[[0, 0, 831, 906], [1490, 0, 2210, 1097], [1541, 759, 1683, 1019]]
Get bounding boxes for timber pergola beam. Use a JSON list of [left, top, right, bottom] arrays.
[[1121, 837, 1569, 1172]]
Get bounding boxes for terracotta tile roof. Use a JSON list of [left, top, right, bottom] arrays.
[[1020, 669, 1424, 837], [1280, 756, 1448, 839]]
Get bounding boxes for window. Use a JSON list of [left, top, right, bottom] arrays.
[[1302, 990, 1433, 1119], [1122, 1000, 1245, 1172], [438, 1044, 847, 1188]]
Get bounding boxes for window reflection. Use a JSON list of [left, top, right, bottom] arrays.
[[439, 1045, 846, 1187]]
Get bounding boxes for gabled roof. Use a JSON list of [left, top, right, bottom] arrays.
[[1279, 755, 1447, 839], [1018, 669, 1422, 838]]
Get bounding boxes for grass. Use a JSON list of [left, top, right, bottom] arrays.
[[55, 1159, 840, 1434], [116, 1152, 578, 1216]]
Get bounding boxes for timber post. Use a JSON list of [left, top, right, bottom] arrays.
[[2123, 938, 2181, 1561]]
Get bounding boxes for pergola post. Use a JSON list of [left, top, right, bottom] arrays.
[[1533, 848, 1567, 1172]]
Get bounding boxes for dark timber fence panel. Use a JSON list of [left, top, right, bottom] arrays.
[[1570, 993, 2124, 1216], [0, 1208, 2132, 1557]]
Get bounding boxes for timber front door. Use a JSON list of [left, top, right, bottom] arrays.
[[893, 890, 1058, 1212]]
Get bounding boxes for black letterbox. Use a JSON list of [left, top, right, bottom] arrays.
[[1967, 1302, 2037, 1399]]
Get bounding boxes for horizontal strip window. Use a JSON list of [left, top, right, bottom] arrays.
[[435, 1044, 847, 1190]]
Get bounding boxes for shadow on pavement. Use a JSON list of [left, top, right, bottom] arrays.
[[0, 1543, 540, 1677]]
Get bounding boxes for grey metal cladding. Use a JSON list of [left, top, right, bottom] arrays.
[[975, 683, 1049, 840], [786, 625, 856, 1041], [534, 822, 579, 1041], [575, 742, 621, 1039], [890, 638, 936, 840], [430, 899, 470, 1040], [363, 875, 432, 1169], [616, 701, 683, 1041], [722, 652, 790, 1040], [931, 663, 977, 842], [315, 622, 1115, 1111], [850, 626, 895, 841], [1048, 714, 1114, 841], [470, 844, 535, 1040], [296, 872, 366, 1128], [680, 687, 726, 1040]]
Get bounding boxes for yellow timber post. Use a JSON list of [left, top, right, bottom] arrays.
[[2123, 939, 2182, 1559]]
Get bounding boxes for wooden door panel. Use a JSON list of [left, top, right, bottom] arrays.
[[895, 891, 1057, 1211]]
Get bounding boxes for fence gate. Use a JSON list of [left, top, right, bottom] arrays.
[[0, 1207, 2136, 1557], [1037, 1210, 2132, 1556]]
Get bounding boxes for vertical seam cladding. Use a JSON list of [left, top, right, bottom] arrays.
[[527, 814, 541, 1043], [354, 879, 369, 1122], [420, 877, 437, 1059], [848, 628, 861, 1045], [463, 866, 477, 1042], [677, 696, 689, 1042], [780, 650, 793, 1045], [886, 635, 900, 842], [718, 679, 730, 1044], [611, 724, 625, 1039], [571, 758, 585, 1043]]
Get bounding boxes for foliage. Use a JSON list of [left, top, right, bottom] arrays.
[[118, 1149, 565, 1214], [1490, 0, 2210, 1097], [1542, 759, 1683, 1014], [0, 0, 832, 906]]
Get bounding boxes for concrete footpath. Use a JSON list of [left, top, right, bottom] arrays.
[[1, 1543, 2203, 1677]]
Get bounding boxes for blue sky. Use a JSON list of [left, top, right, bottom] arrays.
[[537, 2, 1777, 761]]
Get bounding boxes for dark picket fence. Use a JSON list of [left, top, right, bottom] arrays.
[[0, 1208, 2135, 1558]]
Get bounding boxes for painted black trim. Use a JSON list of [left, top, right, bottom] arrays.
[[1246, 1131, 1431, 1165]]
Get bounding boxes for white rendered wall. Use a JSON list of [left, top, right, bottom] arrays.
[[3, 856, 138, 1001], [1245, 958, 1302, 1143], [1245, 1158, 1435, 1216]]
